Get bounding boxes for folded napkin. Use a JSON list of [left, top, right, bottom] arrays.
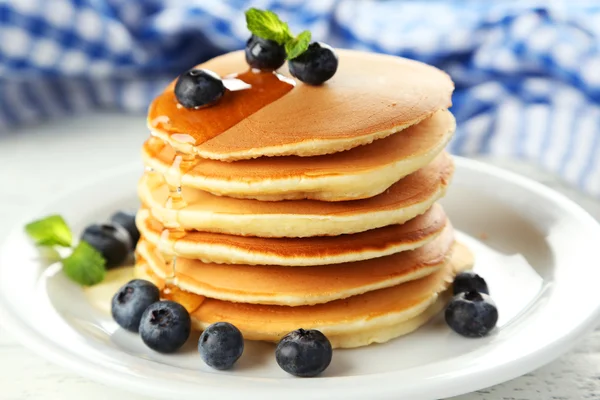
[[1, 0, 599, 196]]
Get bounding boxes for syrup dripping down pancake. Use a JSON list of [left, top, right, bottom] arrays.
[[142, 110, 455, 201]]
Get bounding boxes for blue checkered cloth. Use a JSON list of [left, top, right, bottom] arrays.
[[1, 0, 600, 196]]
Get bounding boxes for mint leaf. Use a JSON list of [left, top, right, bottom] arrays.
[[62, 241, 106, 286], [25, 215, 73, 247], [245, 8, 293, 45], [285, 30, 311, 60]]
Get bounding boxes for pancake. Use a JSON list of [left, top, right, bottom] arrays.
[[148, 50, 454, 160], [139, 152, 454, 237], [133, 242, 474, 348], [142, 110, 455, 201], [136, 204, 447, 266], [136, 223, 454, 306]]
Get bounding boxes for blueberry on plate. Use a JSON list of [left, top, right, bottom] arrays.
[[139, 301, 191, 353], [288, 42, 338, 85], [174, 69, 225, 109], [445, 291, 498, 338], [81, 223, 130, 268], [110, 211, 140, 250], [198, 322, 244, 370], [275, 328, 332, 377], [111, 279, 160, 332], [245, 35, 286, 70], [453, 271, 489, 295]]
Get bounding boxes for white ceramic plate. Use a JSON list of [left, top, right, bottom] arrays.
[[1, 157, 599, 400]]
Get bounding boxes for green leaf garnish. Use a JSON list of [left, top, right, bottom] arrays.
[[62, 241, 106, 286], [245, 8, 318, 60], [25, 215, 73, 247], [285, 30, 311, 60], [245, 8, 293, 45]]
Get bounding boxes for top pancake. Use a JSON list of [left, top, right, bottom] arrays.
[[148, 50, 454, 160], [143, 109, 455, 201]]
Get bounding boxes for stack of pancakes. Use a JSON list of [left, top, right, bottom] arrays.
[[134, 50, 474, 348]]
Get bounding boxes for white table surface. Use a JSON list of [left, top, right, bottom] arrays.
[[1, 113, 600, 400]]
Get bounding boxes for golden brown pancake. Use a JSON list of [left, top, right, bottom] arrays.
[[142, 110, 455, 201], [136, 224, 454, 306], [136, 204, 447, 266], [148, 50, 454, 160], [133, 242, 474, 348], [138, 152, 454, 237]]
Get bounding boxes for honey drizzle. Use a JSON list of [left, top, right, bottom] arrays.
[[149, 69, 295, 297], [159, 140, 200, 285], [148, 69, 295, 145], [163, 151, 197, 210], [162, 151, 196, 287]]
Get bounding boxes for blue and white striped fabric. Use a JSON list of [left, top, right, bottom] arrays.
[[1, 0, 600, 196]]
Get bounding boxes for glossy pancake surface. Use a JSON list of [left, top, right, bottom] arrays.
[[148, 50, 454, 160], [134, 242, 474, 348], [137, 204, 447, 266], [142, 110, 455, 201], [138, 152, 454, 237], [137, 224, 454, 305]]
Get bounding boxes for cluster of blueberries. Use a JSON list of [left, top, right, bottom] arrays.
[[174, 35, 339, 110], [246, 36, 339, 85], [82, 211, 333, 376], [111, 280, 333, 377], [81, 211, 140, 268], [109, 271, 497, 378]]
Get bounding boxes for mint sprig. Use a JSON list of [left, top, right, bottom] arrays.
[[245, 8, 311, 60], [25, 215, 106, 286]]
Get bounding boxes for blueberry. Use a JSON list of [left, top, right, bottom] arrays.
[[174, 68, 225, 109], [445, 291, 498, 338], [453, 271, 489, 295], [110, 211, 140, 250], [288, 42, 338, 86], [198, 322, 244, 370], [81, 223, 130, 268], [111, 279, 160, 332], [275, 329, 332, 377], [245, 35, 286, 70], [139, 301, 191, 353]]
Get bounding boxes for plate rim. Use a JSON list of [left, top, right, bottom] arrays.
[[1, 156, 600, 400]]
